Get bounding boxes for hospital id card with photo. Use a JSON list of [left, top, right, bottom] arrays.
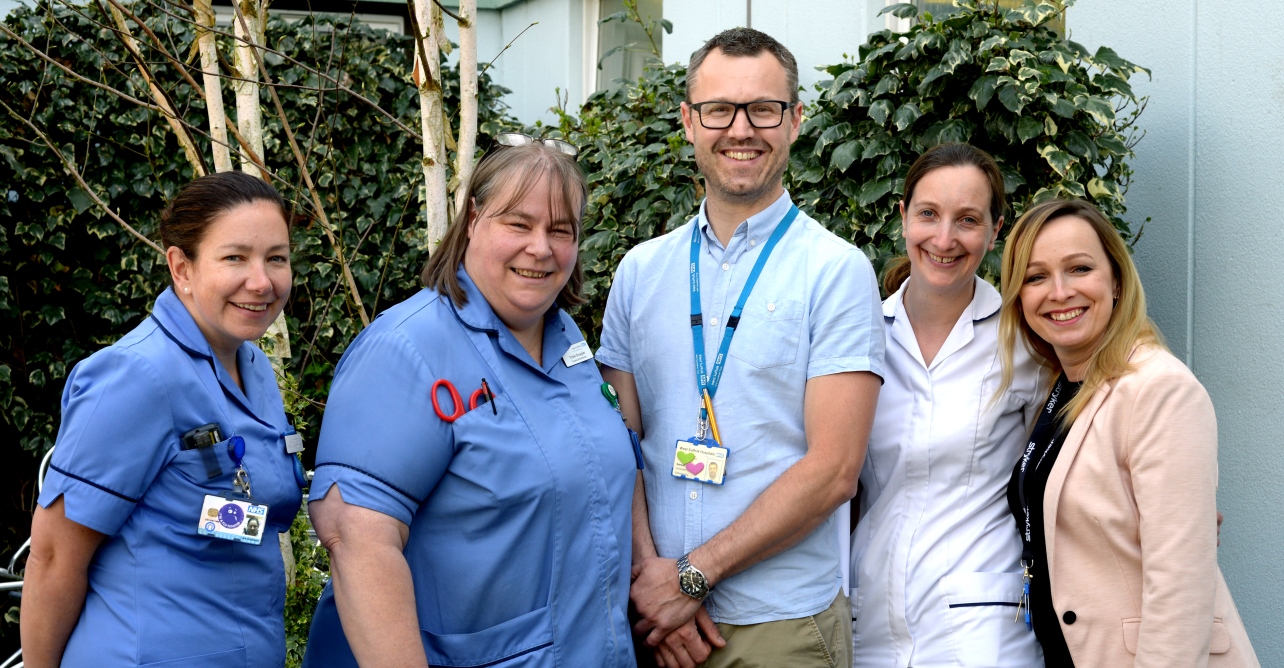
[[671, 439, 728, 485], [196, 494, 268, 545]]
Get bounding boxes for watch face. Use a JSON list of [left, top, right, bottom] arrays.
[[680, 569, 707, 598]]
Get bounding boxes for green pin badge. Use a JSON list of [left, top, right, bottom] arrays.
[[601, 382, 620, 410]]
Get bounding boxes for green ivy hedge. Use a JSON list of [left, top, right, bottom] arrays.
[[788, 0, 1147, 280]]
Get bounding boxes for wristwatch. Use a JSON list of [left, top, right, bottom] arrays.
[[676, 553, 711, 601]]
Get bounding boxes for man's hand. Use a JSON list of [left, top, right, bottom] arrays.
[[631, 556, 703, 646], [652, 607, 726, 668]]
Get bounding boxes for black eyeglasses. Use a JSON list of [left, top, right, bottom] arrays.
[[689, 100, 793, 129], [493, 132, 578, 158]]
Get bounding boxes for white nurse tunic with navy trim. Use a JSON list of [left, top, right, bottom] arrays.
[[850, 276, 1046, 667]]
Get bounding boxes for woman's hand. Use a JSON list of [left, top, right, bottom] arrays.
[[310, 485, 427, 668], [21, 497, 105, 668]]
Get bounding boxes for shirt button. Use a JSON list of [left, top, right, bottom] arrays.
[[689, 491, 698, 500], [710, 317, 719, 327], [1062, 610, 1077, 624], [721, 263, 730, 271], [750, 238, 757, 246], [767, 303, 776, 312]]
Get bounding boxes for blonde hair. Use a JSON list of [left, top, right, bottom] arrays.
[[997, 199, 1165, 422]]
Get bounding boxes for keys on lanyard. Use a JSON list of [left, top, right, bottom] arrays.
[[1015, 559, 1033, 630]]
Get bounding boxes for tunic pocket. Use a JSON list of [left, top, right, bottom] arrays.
[[941, 571, 1038, 667], [728, 298, 804, 369], [423, 605, 554, 667]]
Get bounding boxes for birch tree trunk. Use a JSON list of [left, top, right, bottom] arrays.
[[452, 0, 478, 216], [412, 0, 449, 249], [195, 0, 233, 172], [234, 0, 266, 180]]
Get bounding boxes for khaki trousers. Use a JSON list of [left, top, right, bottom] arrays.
[[699, 591, 851, 668]]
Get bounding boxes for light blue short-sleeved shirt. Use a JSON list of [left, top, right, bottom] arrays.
[[597, 192, 884, 625], [38, 287, 303, 667], [303, 269, 637, 668]]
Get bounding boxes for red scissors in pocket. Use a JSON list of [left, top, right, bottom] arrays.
[[432, 378, 494, 422]]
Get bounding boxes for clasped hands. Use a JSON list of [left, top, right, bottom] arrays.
[[630, 556, 726, 668]]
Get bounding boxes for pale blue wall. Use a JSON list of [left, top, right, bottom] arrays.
[[1072, 2, 1284, 663]]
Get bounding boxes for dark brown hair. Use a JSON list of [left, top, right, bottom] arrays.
[[421, 142, 587, 309], [160, 171, 290, 259], [687, 28, 799, 104], [882, 143, 1007, 294]]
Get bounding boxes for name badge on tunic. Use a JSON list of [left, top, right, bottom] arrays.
[[562, 341, 593, 367], [283, 428, 305, 454], [671, 439, 728, 485], [197, 494, 268, 545]]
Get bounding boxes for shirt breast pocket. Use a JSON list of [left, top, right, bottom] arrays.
[[728, 298, 804, 369]]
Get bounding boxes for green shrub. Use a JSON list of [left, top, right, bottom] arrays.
[[787, 0, 1148, 282], [549, 63, 698, 348]]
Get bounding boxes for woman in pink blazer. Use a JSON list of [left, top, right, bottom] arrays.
[[994, 198, 1258, 667]]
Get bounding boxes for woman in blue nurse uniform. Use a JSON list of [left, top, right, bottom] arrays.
[[22, 172, 304, 667], [303, 138, 638, 667]]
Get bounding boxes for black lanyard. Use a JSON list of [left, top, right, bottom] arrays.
[[1017, 373, 1075, 561]]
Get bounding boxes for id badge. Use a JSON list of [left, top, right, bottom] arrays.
[[197, 494, 268, 545], [671, 438, 728, 485]]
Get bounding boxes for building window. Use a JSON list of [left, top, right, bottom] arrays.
[[595, 0, 663, 92]]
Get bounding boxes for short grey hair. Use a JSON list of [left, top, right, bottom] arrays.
[[686, 28, 799, 104]]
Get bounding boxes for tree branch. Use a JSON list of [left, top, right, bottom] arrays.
[[2, 100, 165, 255]]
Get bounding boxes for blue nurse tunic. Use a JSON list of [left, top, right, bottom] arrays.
[[303, 269, 637, 668], [37, 287, 303, 667]]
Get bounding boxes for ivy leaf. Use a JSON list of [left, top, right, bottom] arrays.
[[1017, 117, 1043, 143], [893, 103, 923, 132], [1044, 116, 1058, 136], [1039, 144, 1076, 176], [858, 177, 895, 206], [868, 99, 894, 126], [831, 140, 863, 173], [878, 2, 919, 19], [978, 34, 1007, 53], [920, 64, 948, 88], [969, 75, 999, 110], [1075, 95, 1116, 125], [1088, 177, 1121, 201], [997, 84, 1027, 113], [985, 56, 1010, 73], [873, 73, 900, 97], [67, 187, 94, 214]]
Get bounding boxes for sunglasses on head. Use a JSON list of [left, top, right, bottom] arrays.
[[491, 132, 579, 158]]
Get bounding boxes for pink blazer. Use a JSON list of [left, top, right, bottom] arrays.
[[1044, 345, 1258, 667]]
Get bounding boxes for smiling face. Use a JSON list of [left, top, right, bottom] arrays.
[[463, 173, 579, 337], [680, 49, 801, 210], [1019, 215, 1119, 379], [901, 165, 1001, 295], [168, 200, 292, 361]]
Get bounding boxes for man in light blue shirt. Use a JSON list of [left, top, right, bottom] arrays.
[[598, 28, 884, 668]]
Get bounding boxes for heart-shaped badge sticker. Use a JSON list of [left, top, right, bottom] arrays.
[[677, 451, 695, 465], [685, 462, 705, 476]]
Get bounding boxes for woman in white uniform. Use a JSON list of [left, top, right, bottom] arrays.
[[850, 143, 1045, 667]]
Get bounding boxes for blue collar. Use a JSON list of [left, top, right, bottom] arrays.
[[446, 267, 570, 374], [695, 190, 795, 251], [149, 287, 277, 430]]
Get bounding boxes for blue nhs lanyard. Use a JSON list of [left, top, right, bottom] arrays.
[[689, 204, 799, 411]]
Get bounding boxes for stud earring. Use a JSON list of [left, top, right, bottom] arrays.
[[183, 286, 190, 293]]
